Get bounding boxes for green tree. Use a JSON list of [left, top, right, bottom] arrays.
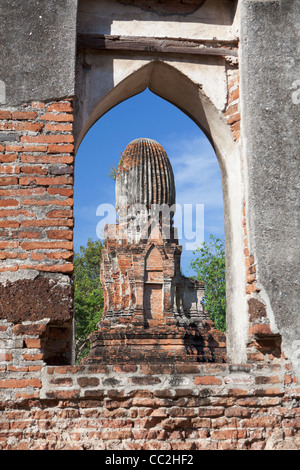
[[190, 234, 226, 332], [74, 238, 104, 362]]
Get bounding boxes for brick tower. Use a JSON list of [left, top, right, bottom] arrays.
[[86, 138, 226, 364]]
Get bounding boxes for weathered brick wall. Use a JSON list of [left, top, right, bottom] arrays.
[[225, 61, 240, 142], [0, 93, 299, 451], [0, 36, 298, 450], [0, 319, 299, 450], [0, 100, 75, 364], [0, 100, 74, 276]]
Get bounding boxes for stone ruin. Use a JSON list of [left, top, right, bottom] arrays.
[[86, 138, 226, 364]]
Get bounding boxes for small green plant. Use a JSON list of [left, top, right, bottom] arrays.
[[107, 162, 118, 180]]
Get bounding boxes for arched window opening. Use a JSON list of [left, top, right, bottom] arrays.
[[74, 88, 225, 364]]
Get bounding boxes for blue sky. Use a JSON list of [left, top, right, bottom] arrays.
[[74, 88, 224, 275]]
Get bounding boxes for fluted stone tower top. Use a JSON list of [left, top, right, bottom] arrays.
[[115, 138, 176, 216]]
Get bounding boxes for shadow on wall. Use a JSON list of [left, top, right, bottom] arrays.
[[77, 0, 238, 37]]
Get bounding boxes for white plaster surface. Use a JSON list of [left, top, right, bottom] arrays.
[[78, 0, 239, 40]]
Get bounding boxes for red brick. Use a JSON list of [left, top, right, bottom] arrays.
[[45, 123, 73, 132], [0, 378, 42, 388], [0, 241, 18, 249], [53, 366, 84, 375], [0, 265, 18, 272], [19, 263, 74, 273], [13, 324, 47, 336], [227, 112, 240, 126], [113, 365, 138, 373], [0, 208, 35, 218], [24, 338, 42, 349], [4, 122, 44, 132], [12, 111, 38, 120], [48, 144, 74, 154], [211, 429, 247, 440], [21, 135, 73, 144], [21, 166, 47, 175], [1, 353, 13, 361], [246, 283, 260, 294], [227, 389, 249, 397], [255, 375, 281, 385], [46, 251, 74, 261], [47, 103, 73, 113], [21, 155, 73, 164], [254, 388, 283, 396], [231, 120, 240, 132], [6, 144, 47, 153], [31, 253, 45, 261], [47, 188, 73, 197], [19, 176, 73, 186], [228, 87, 239, 104], [0, 252, 27, 260], [0, 199, 19, 207], [0, 165, 20, 174], [169, 407, 197, 418], [47, 230, 73, 240], [19, 231, 42, 239], [0, 176, 18, 186], [22, 353, 44, 361], [31, 101, 46, 109], [40, 113, 74, 122], [241, 416, 279, 428], [21, 219, 73, 228], [198, 407, 224, 418], [0, 154, 18, 163], [225, 103, 238, 117], [0, 111, 12, 119], [21, 198, 73, 206], [20, 241, 73, 250], [246, 273, 256, 284], [249, 324, 273, 336], [49, 377, 73, 386], [45, 390, 80, 400], [0, 188, 45, 197], [194, 376, 222, 386], [77, 377, 100, 388], [224, 407, 251, 418], [47, 210, 73, 219]]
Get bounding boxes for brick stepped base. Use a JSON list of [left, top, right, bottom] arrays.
[[85, 320, 226, 364]]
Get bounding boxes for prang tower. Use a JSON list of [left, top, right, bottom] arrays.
[[86, 138, 226, 364]]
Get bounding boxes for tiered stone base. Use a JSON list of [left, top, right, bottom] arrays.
[[85, 319, 226, 364]]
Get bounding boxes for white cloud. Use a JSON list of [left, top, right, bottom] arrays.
[[167, 136, 223, 210], [165, 135, 224, 250]]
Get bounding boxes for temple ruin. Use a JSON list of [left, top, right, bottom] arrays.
[[86, 138, 226, 364]]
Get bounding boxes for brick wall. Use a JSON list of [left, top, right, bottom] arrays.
[[225, 62, 240, 142], [0, 82, 299, 451], [0, 319, 299, 450], [0, 99, 74, 363], [0, 99, 74, 275]]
